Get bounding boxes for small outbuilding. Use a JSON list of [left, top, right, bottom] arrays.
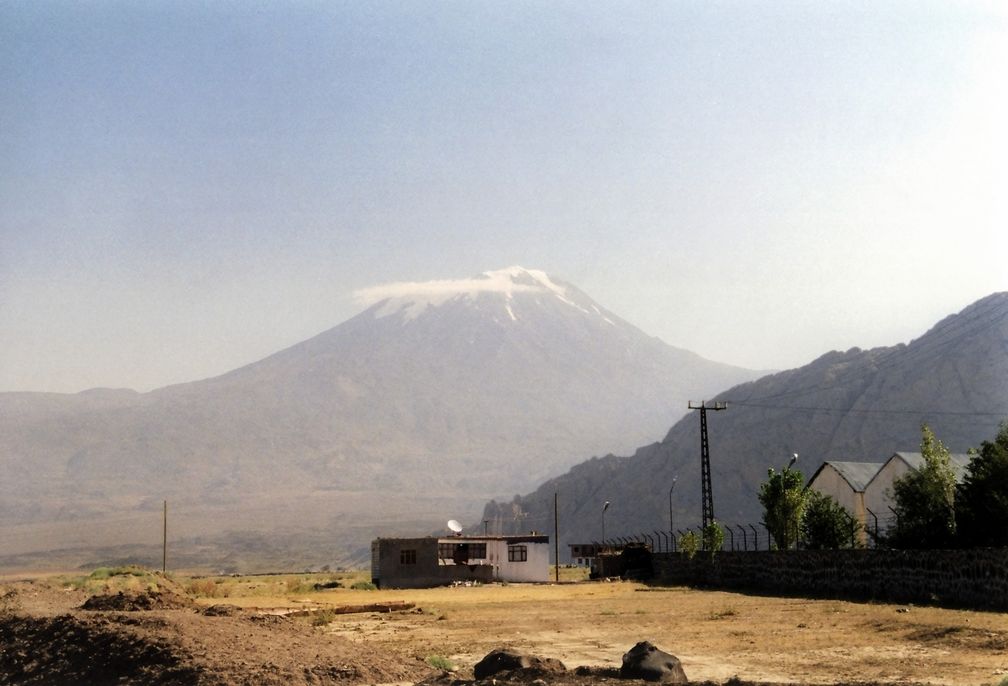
[[806, 461, 883, 543], [371, 534, 549, 589], [568, 543, 601, 567]]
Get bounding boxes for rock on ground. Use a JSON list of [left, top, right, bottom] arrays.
[[619, 641, 688, 683], [473, 648, 567, 680]]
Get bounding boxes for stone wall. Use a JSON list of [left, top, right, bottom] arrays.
[[651, 548, 1008, 611]]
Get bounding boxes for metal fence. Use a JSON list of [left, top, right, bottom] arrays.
[[594, 515, 900, 553]]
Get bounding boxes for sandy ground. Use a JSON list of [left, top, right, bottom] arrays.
[[2, 572, 1006, 685], [309, 581, 1008, 685]]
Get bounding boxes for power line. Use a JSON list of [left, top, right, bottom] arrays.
[[726, 401, 1007, 418]]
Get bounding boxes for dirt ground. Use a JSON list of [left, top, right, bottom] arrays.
[[1, 570, 1006, 685]]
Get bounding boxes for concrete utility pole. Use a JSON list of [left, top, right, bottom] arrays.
[[668, 476, 677, 541], [162, 500, 167, 574], [688, 401, 727, 531], [554, 492, 559, 583], [602, 501, 610, 546]]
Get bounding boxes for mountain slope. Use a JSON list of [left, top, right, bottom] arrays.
[[483, 292, 1008, 547], [0, 267, 762, 567]]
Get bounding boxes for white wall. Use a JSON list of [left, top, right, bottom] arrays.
[[808, 464, 867, 544], [864, 458, 910, 529], [486, 540, 549, 582]]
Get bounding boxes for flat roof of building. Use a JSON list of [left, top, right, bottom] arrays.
[[375, 534, 549, 544]]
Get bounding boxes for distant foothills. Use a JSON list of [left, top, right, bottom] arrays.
[[0, 271, 1005, 571]]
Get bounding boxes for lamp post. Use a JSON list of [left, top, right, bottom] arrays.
[[668, 476, 677, 542], [602, 501, 610, 547], [784, 453, 798, 549]]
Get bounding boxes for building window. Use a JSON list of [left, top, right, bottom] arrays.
[[438, 542, 487, 561], [508, 545, 527, 562], [400, 549, 416, 565]]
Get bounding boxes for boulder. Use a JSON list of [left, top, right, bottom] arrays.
[[619, 641, 687, 683], [473, 648, 566, 680]]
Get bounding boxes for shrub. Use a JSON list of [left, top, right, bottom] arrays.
[[679, 531, 699, 559], [350, 581, 376, 591], [702, 521, 725, 554], [708, 607, 737, 620], [187, 578, 224, 598], [311, 609, 337, 626], [802, 491, 862, 549], [425, 655, 455, 671]]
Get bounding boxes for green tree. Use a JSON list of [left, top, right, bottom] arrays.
[[702, 520, 725, 555], [889, 424, 956, 548], [801, 491, 861, 549], [679, 530, 699, 560], [955, 422, 1008, 547], [758, 465, 807, 549]]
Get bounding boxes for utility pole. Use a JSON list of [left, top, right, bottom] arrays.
[[554, 492, 559, 583], [688, 401, 727, 532], [162, 500, 167, 574], [668, 476, 677, 542]]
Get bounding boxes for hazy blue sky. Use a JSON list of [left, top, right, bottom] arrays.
[[2, 2, 1006, 393]]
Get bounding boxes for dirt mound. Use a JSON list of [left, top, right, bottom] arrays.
[[81, 588, 196, 611], [0, 612, 202, 685], [201, 603, 242, 617], [2, 601, 429, 685]]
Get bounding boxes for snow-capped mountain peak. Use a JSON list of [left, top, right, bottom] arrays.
[[354, 266, 591, 321]]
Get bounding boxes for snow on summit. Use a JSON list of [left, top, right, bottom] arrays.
[[354, 267, 590, 321]]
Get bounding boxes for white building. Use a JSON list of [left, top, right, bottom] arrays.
[[806, 461, 883, 544], [371, 534, 550, 588]]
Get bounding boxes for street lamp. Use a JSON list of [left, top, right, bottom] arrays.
[[784, 453, 798, 549], [602, 501, 610, 546], [668, 476, 678, 542]]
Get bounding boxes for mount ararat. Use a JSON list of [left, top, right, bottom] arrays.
[[0, 267, 762, 570]]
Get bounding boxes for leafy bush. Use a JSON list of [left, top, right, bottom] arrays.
[[702, 521, 725, 554], [802, 491, 861, 549], [350, 580, 376, 591], [679, 530, 699, 559], [425, 655, 456, 671]]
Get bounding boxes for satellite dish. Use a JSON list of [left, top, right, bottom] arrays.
[[447, 519, 463, 534]]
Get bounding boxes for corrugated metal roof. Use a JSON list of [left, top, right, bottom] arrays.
[[891, 452, 972, 481], [815, 461, 884, 492]]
